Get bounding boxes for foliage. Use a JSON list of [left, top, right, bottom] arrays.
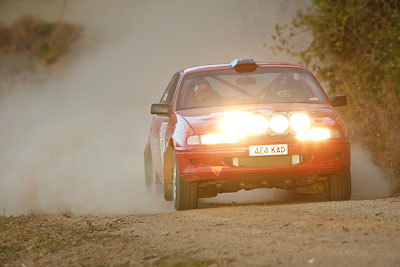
[[0, 15, 81, 63], [272, 0, 400, 187], [0, 15, 81, 97]]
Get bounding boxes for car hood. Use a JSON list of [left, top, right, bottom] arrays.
[[176, 103, 341, 135]]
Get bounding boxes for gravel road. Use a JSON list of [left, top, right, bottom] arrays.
[[2, 197, 400, 266]]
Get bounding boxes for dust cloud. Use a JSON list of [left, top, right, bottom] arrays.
[[0, 0, 300, 215], [0, 0, 392, 216], [350, 144, 393, 199]]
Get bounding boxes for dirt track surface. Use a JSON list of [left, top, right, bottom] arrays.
[[1, 197, 400, 266]]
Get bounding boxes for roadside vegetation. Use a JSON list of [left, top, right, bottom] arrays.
[[0, 215, 117, 264], [271, 0, 400, 190], [0, 15, 81, 97], [0, 215, 217, 266]]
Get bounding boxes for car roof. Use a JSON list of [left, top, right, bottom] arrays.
[[180, 61, 308, 75]]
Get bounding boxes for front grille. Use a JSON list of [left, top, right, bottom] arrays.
[[270, 133, 293, 141], [239, 133, 294, 144], [224, 154, 306, 168], [240, 135, 266, 143]]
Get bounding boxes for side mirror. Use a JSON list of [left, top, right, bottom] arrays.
[[330, 95, 347, 107], [151, 103, 170, 115]]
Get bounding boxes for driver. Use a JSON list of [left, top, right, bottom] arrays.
[[265, 76, 298, 102], [193, 81, 213, 103], [276, 77, 293, 98]]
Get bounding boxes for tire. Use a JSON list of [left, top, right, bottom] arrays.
[[144, 144, 155, 191], [173, 154, 198, 211], [327, 171, 351, 201]]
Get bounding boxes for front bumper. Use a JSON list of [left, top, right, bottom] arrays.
[[175, 140, 350, 185]]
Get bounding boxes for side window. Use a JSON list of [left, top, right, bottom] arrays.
[[160, 73, 181, 105]]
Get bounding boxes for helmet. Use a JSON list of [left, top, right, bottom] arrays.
[[194, 82, 210, 95], [193, 80, 212, 102], [276, 77, 293, 98]]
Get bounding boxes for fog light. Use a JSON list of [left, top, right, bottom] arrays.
[[290, 112, 310, 133]]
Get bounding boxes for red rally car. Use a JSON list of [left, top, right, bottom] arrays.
[[144, 59, 351, 210]]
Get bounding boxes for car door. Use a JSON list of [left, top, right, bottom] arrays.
[[150, 72, 181, 181]]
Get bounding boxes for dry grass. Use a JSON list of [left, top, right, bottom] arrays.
[[0, 214, 218, 266], [0, 214, 120, 265]]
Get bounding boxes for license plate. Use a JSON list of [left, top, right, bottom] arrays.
[[249, 144, 288, 156]]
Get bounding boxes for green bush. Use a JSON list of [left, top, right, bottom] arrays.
[[272, 0, 400, 189]]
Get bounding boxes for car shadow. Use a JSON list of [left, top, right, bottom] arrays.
[[197, 188, 328, 209]]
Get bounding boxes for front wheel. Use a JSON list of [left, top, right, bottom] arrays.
[[327, 171, 351, 201], [173, 154, 198, 211]]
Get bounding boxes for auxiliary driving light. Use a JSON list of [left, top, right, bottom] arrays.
[[248, 114, 269, 135], [220, 112, 248, 138], [270, 114, 289, 134], [220, 112, 268, 137], [290, 113, 310, 133]]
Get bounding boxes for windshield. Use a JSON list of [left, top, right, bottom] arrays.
[[176, 67, 327, 110]]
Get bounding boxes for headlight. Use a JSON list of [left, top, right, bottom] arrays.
[[220, 112, 248, 138], [270, 114, 289, 134], [187, 135, 200, 145], [295, 128, 331, 141], [248, 114, 269, 135], [187, 134, 238, 145], [290, 113, 310, 133], [188, 111, 337, 145], [220, 112, 268, 137], [201, 133, 238, 144]]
